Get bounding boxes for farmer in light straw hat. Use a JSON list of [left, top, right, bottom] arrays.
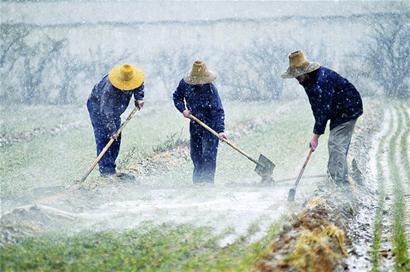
[[173, 60, 226, 184], [87, 64, 145, 179], [282, 51, 363, 185]]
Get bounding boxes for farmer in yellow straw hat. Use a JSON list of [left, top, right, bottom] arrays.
[[282, 51, 363, 186], [86, 64, 145, 179], [173, 60, 227, 184]]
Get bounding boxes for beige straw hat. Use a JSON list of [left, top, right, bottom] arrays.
[[184, 60, 216, 85], [108, 64, 144, 91], [281, 51, 320, 79]]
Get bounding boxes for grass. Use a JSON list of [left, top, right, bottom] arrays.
[[0, 104, 87, 136], [0, 219, 286, 271], [0, 98, 322, 271], [400, 103, 410, 184], [388, 104, 410, 271], [1, 97, 388, 270], [215, 102, 329, 183], [370, 105, 392, 272], [0, 99, 330, 196], [0, 101, 282, 198]]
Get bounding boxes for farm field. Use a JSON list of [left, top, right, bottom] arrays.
[[1, 98, 409, 271], [1, 0, 409, 270]]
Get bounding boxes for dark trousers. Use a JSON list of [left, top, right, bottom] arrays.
[[87, 100, 121, 175], [190, 122, 219, 183]]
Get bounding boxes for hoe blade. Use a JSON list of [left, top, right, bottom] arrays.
[[254, 154, 275, 182], [287, 188, 296, 201]]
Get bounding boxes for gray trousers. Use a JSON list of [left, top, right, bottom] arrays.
[[327, 119, 357, 184]]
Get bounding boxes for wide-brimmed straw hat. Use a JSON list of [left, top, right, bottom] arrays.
[[108, 64, 144, 91], [184, 60, 216, 85], [281, 51, 320, 79]]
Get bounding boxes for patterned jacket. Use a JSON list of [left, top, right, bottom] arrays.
[[302, 67, 363, 134]]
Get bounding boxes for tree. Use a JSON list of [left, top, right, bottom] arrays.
[[363, 14, 410, 98], [19, 36, 66, 104], [152, 47, 199, 96], [218, 36, 290, 101], [0, 23, 30, 102]]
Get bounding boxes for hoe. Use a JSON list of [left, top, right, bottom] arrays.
[[288, 149, 313, 201], [78, 107, 139, 183], [190, 115, 275, 183]]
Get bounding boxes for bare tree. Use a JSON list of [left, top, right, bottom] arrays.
[[218, 36, 290, 101], [363, 14, 410, 98], [0, 24, 31, 102], [19, 36, 66, 104], [152, 47, 199, 95], [51, 49, 89, 104], [0, 23, 30, 68], [85, 46, 133, 80]]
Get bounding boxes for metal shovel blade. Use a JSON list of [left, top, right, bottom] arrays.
[[287, 187, 296, 201], [254, 154, 275, 180]]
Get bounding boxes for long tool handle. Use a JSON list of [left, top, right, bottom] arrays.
[[79, 107, 139, 183], [292, 149, 313, 188], [189, 115, 260, 166]]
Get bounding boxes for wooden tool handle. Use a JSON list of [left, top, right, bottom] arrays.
[[79, 138, 115, 183], [79, 107, 139, 183], [189, 115, 260, 166], [293, 149, 313, 187]]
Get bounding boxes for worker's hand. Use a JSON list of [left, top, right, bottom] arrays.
[[182, 109, 192, 119], [309, 134, 320, 151], [135, 100, 144, 110], [218, 132, 227, 141], [111, 133, 119, 141]]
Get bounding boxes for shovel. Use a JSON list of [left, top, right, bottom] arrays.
[[189, 115, 275, 183], [288, 149, 313, 201], [78, 107, 140, 183]]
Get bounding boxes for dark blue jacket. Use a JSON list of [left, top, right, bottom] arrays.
[[302, 67, 363, 135], [173, 79, 225, 133], [87, 75, 144, 134]]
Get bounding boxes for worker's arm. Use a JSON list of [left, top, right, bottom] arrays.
[[210, 84, 227, 140], [133, 84, 145, 110], [173, 80, 191, 118]]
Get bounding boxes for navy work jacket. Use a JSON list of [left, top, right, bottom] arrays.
[[302, 67, 363, 135], [173, 79, 225, 133], [87, 75, 144, 134]]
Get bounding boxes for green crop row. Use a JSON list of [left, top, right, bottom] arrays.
[[388, 105, 410, 272], [371, 106, 392, 272]]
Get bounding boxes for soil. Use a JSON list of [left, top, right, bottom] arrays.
[[255, 102, 386, 271]]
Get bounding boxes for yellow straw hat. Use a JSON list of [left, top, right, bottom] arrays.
[[281, 51, 320, 79], [184, 60, 216, 85], [108, 64, 144, 91]]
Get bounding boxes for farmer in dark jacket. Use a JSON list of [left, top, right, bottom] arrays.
[[173, 60, 226, 183], [87, 64, 145, 178], [282, 51, 363, 185]]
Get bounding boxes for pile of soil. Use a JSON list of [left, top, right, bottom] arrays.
[[255, 191, 355, 272]]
